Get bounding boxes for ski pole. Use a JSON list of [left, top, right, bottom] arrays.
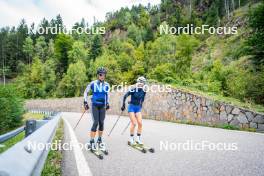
[[121, 121, 130, 135], [108, 111, 123, 136], [73, 109, 87, 130]]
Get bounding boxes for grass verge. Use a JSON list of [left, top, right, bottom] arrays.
[[0, 112, 46, 153], [41, 119, 64, 176], [23, 112, 45, 122], [0, 131, 25, 154]]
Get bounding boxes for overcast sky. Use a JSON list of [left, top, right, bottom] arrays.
[[0, 0, 161, 29]]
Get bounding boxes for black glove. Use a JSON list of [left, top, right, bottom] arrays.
[[106, 103, 110, 110], [84, 101, 89, 110], [121, 104, 125, 111]]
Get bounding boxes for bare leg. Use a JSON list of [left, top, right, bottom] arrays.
[[90, 131, 96, 138], [98, 130, 103, 137], [135, 112, 143, 144], [135, 112, 143, 134], [129, 112, 137, 135]]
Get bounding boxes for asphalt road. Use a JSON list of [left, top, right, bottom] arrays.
[[61, 112, 264, 176]]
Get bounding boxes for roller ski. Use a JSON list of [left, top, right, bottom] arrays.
[[88, 140, 104, 160], [127, 137, 155, 153], [97, 137, 109, 155], [136, 142, 155, 153]]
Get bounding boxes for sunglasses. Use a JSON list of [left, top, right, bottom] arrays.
[[99, 73, 105, 77]]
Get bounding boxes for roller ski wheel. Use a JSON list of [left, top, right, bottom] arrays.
[[91, 149, 104, 160], [103, 150, 109, 155], [98, 154, 104, 160], [98, 142, 109, 155], [135, 142, 155, 153], [128, 141, 147, 153], [88, 143, 104, 160], [149, 148, 155, 153]]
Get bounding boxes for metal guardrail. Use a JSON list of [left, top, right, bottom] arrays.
[[0, 126, 25, 143], [0, 111, 57, 143], [0, 113, 61, 176]]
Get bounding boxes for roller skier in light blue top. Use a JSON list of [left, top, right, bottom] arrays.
[[83, 67, 110, 149]]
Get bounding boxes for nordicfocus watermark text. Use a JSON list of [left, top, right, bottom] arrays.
[[34, 24, 105, 35], [88, 83, 172, 93], [26, 140, 106, 151], [160, 24, 238, 35], [160, 140, 238, 151], [26, 140, 238, 152]]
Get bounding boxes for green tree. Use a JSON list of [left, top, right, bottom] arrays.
[[91, 52, 121, 84], [22, 37, 34, 64], [16, 57, 57, 98], [16, 58, 45, 98], [57, 60, 87, 97], [246, 1, 264, 66], [90, 35, 103, 60], [43, 59, 56, 97], [148, 63, 174, 83], [174, 34, 199, 79], [160, 0, 183, 27], [47, 39, 55, 60], [127, 24, 142, 45], [35, 36, 47, 61], [245, 68, 264, 104], [146, 34, 177, 69], [205, 0, 221, 26], [117, 52, 134, 72], [54, 34, 74, 77], [135, 42, 145, 61], [68, 41, 88, 64]]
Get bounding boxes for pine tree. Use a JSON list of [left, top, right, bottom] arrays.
[[22, 37, 34, 64], [90, 35, 102, 60]]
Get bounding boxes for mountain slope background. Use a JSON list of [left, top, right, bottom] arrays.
[[0, 0, 263, 111]]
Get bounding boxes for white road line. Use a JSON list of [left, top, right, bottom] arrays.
[[63, 117, 93, 176]]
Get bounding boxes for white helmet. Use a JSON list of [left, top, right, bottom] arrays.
[[137, 76, 147, 84]]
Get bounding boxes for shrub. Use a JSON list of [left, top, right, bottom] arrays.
[[0, 85, 24, 134]]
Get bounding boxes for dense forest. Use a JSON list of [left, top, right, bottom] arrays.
[[0, 0, 263, 107]]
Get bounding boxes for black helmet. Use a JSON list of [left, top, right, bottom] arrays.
[[97, 67, 107, 75]]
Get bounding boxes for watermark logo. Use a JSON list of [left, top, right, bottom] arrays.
[[160, 140, 238, 151], [25, 140, 106, 151], [34, 24, 105, 35], [90, 82, 172, 93], [160, 24, 238, 35]]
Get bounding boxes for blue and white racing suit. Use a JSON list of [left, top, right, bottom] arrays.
[[84, 80, 110, 132]]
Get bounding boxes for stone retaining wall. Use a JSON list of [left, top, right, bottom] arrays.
[[25, 86, 264, 131]]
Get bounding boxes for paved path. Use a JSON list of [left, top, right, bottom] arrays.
[[61, 112, 264, 176]]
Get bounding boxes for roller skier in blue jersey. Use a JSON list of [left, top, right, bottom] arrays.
[[83, 67, 110, 150], [121, 76, 147, 145]]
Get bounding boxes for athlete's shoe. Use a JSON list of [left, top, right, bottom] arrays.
[[130, 136, 135, 145], [97, 137, 103, 144], [97, 137, 105, 150], [136, 136, 143, 145], [90, 139, 96, 151]]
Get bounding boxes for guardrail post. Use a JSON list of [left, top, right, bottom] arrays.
[[25, 120, 36, 137]]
